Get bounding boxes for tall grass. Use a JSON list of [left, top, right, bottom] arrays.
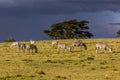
[[0, 38, 119, 80]]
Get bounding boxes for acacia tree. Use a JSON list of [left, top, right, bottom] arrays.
[[117, 29, 120, 37], [44, 19, 93, 39]]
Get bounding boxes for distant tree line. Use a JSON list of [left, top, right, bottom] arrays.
[[44, 19, 93, 39]]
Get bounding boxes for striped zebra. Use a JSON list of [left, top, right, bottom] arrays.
[[57, 43, 74, 52], [26, 44, 38, 53], [10, 42, 19, 48], [96, 43, 112, 53], [18, 43, 26, 53], [72, 39, 87, 50], [52, 40, 58, 48]]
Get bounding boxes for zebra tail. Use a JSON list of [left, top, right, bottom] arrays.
[[83, 43, 87, 50]]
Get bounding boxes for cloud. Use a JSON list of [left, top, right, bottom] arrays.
[[0, 0, 80, 16], [65, 0, 120, 12], [0, 0, 119, 40], [0, 0, 120, 16], [110, 23, 120, 25]]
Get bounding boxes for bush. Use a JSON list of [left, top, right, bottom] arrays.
[[4, 37, 16, 42]]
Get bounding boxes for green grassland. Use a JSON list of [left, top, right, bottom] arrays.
[[0, 38, 120, 80]]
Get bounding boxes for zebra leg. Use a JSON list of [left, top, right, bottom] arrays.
[[57, 47, 60, 52], [27, 49, 30, 54], [96, 47, 98, 53], [23, 49, 25, 53], [32, 49, 33, 53], [102, 48, 105, 53]]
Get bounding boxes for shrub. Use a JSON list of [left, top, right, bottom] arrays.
[[4, 37, 16, 42]]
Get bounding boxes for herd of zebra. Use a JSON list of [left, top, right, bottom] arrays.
[[10, 40, 38, 53], [9, 39, 112, 53], [52, 39, 112, 53]]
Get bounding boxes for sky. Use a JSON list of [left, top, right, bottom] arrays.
[[0, 0, 120, 41]]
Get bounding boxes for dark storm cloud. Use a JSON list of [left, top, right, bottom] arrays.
[[0, 0, 79, 16], [1, 0, 120, 16], [0, 0, 119, 41], [64, 0, 120, 12], [110, 23, 120, 25]]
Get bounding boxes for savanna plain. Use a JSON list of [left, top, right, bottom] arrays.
[[0, 38, 120, 80]]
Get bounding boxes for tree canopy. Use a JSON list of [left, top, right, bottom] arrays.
[[44, 19, 93, 39], [117, 29, 120, 37]]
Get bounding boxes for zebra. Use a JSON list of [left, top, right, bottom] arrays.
[[26, 44, 38, 53], [52, 40, 58, 48], [72, 39, 87, 50], [10, 42, 19, 48], [10, 42, 26, 53], [96, 43, 112, 53], [18, 43, 26, 53], [57, 43, 74, 52]]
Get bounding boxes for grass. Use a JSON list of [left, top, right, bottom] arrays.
[[0, 38, 119, 80]]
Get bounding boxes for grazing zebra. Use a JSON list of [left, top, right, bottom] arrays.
[[10, 42, 26, 53], [26, 44, 38, 53], [52, 40, 58, 48], [10, 42, 19, 48], [57, 43, 74, 52], [18, 43, 26, 53], [96, 43, 112, 53], [72, 39, 87, 50]]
